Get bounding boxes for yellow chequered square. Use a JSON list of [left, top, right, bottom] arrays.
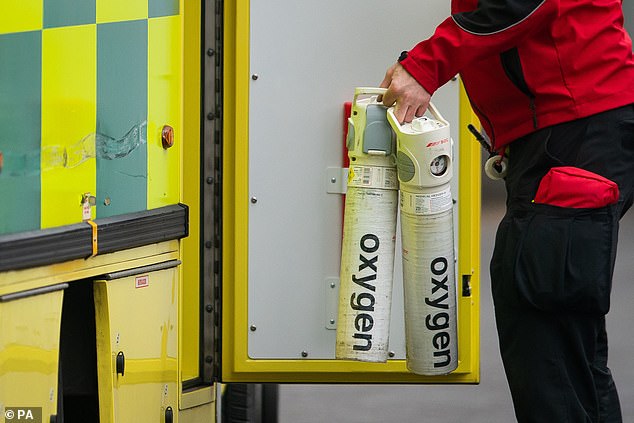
[[41, 25, 97, 228], [0, 0, 43, 34], [96, 0, 147, 24]]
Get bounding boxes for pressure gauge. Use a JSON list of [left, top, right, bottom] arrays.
[[430, 155, 449, 176]]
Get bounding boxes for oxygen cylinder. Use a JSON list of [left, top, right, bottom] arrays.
[[387, 104, 458, 375], [336, 88, 398, 362]]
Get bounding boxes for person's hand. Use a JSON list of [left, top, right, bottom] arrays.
[[380, 63, 431, 123]]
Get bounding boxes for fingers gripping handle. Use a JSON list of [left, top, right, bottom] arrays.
[[354, 87, 446, 126], [386, 102, 447, 129]]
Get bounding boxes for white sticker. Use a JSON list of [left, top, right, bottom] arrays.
[[82, 201, 91, 221], [400, 187, 452, 215], [348, 165, 398, 190]]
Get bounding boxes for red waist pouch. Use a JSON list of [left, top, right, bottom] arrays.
[[534, 166, 620, 208]]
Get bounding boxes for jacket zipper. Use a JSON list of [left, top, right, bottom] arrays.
[[529, 97, 537, 129]]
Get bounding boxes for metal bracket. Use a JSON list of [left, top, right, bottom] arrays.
[[325, 277, 339, 330], [325, 167, 348, 194]]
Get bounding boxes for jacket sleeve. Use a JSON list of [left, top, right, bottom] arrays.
[[399, 0, 559, 94]]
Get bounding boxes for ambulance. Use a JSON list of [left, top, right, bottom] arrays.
[[0, 0, 483, 421]]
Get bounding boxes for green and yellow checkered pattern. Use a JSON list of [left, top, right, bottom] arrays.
[[0, 0, 182, 235]]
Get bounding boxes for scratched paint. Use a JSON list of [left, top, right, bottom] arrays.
[[0, 121, 147, 178]]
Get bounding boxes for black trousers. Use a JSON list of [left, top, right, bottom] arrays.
[[490, 105, 634, 423]]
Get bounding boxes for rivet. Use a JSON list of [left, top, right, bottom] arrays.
[[250, 325, 257, 331], [207, 112, 215, 121], [207, 48, 215, 57], [329, 319, 335, 325], [388, 351, 395, 358], [330, 282, 336, 288], [301, 351, 308, 358], [251, 74, 259, 80], [251, 197, 258, 204], [206, 177, 214, 184], [205, 355, 213, 363], [104, 197, 111, 206], [205, 304, 213, 313], [331, 177, 337, 183]]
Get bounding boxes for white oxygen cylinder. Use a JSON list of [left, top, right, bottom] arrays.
[[336, 87, 398, 362], [387, 105, 458, 375]]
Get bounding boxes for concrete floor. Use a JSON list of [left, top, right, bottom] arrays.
[[279, 177, 634, 423]]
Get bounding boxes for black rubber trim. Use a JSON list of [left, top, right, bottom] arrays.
[[0, 283, 69, 303], [100, 259, 181, 280], [0, 204, 188, 272]]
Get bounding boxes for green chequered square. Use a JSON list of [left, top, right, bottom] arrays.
[[44, 0, 96, 28], [96, 19, 148, 218], [0, 31, 42, 235], [149, 0, 179, 18]]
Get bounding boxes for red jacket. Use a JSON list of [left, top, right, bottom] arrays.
[[399, 0, 634, 150]]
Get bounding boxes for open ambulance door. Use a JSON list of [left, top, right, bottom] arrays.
[[212, 0, 481, 386]]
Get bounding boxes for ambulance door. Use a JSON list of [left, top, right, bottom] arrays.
[[216, 0, 481, 384], [0, 284, 67, 423], [93, 261, 180, 422]]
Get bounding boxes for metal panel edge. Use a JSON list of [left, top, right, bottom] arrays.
[[457, 81, 482, 383], [221, 0, 250, 382]]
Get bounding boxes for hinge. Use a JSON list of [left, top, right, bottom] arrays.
[[201, 0, 224, 384]]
